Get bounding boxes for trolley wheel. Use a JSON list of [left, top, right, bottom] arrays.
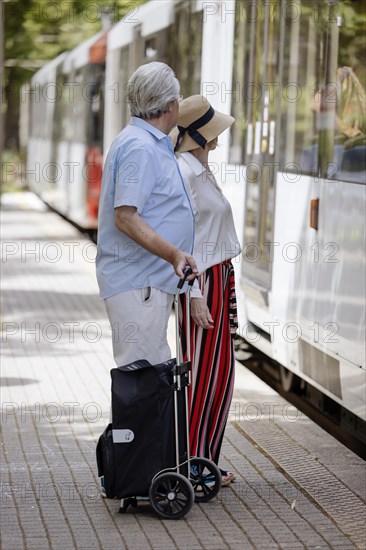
[[149, 472, 194, 519], [189, 457, 221, 502]]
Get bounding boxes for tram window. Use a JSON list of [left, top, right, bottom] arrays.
[[231, 1, 282, 284], [53, 71, 66, 142], [87, 64, 105, 148], [35, 85, 44, 139], [143, 28, 169, 66], [279, 0, 365, 184], [30, 83, 40, 139], [279, 2, 324, 177], [72, 68, 88, 144], [144, 37, 158, 60], [169, 2, 202, 98], [229, 3, 250, 164], [30, 85, 36, 138], [158, 28, 170, 65], [39, 82, 55, 140], [57, 73, 74, 143], [119, 47, 130, 130], [329, 1, 366, 184]]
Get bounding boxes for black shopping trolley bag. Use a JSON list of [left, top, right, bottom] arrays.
[[96, 358, 176, 499]]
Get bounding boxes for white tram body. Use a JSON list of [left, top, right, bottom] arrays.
[[27, 31, 108, 229], [27, 53, 67, 199], [27, 0, 366, 422]]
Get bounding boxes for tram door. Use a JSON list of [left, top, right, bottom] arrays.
[[242, 2, 283, 290]]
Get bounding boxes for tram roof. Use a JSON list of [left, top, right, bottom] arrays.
[[109, 0, 177, 51], [109, 0, 204, 51], [62, 30, 105, 73], [31, 52, 67, 85]]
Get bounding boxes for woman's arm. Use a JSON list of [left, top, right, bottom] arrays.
[[190, 297, 214, 329]]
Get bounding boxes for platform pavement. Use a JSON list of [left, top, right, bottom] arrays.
[[1, 192, 365, 550]]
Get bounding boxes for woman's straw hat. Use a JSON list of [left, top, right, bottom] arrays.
[[171, 95, 235, 153]]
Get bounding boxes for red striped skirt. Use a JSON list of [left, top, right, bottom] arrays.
[[179, 260, 238, 464]]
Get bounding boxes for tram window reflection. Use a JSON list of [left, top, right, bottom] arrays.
[[331, 22, 366, 184], [310, 65, 366, 184], [280, 2, 324, 177], [287, 1, 366, 184], [168, 2, 202, 98]]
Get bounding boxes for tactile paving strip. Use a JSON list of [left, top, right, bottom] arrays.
[[233, 420, 366, 548]]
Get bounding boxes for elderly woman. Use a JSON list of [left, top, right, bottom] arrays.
[[96, 62, 197, 368], [171, 95, 241, 486]]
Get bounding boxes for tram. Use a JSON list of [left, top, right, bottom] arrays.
[[27, 30, 108, 229], [26, 0, 366, 426]]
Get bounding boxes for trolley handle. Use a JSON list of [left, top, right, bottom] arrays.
[[177, 267, 193, 290], [175, 267, 196, 370]]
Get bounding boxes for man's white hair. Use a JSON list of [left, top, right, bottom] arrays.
[[127, 62, 180, 119]]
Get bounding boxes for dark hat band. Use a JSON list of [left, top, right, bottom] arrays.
[[174, 106, 215, 152]]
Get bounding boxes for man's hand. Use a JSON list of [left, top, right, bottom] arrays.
[[171, 250, 198, 280], [191, 298, 214, 329]]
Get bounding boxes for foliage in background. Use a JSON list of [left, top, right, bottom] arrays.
[[3, 0, 147, 149]]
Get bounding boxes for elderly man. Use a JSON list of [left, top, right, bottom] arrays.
[[96, 62, 197, 366]]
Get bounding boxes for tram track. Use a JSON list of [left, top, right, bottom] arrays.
[[234, 338, 366, 461]]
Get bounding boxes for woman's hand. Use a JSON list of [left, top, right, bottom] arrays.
[[191, 298, 214, 329]]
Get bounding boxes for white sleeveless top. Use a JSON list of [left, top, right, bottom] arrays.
[[178, 152, 241, 298]]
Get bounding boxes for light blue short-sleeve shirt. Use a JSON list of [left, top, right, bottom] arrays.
[[96, 117, 195, 298]]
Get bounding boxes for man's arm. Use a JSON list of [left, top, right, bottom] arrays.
[[115, 205, 197, 280]]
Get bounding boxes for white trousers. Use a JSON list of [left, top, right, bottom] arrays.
[[105, 287, 174, 367]]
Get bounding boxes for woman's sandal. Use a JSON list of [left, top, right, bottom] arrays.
[[220, 469, 236, 486], [221, 474, 232, 487]]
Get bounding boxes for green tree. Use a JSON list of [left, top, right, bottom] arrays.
[[3, 0, 147, 150]]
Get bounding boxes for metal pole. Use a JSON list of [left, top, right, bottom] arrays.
[[174, 290, 181, 471], [185, 284, 193, 468]]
